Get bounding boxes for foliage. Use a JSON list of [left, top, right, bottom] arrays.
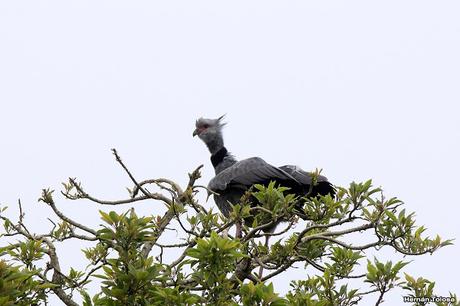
[[0, 150, 456, 305], [0, 260, 49, 305]]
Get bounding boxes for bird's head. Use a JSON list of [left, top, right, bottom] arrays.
[[193, 115, 226, 145]]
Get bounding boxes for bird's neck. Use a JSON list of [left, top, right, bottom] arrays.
[[205, 136, 224, 155], [211, 146, 237, 174]]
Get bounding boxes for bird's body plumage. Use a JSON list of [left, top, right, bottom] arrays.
[[209, 155, 304, 217]]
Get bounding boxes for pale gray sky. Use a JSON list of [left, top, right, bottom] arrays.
[[1, 1, 459, 305]]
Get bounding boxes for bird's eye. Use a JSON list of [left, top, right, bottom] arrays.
[[203, 124, 210, 129]]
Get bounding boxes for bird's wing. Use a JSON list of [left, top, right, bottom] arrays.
[[279, 165, 329, 184], [279, 165, 336, 197], [208, 157, 299, 192]]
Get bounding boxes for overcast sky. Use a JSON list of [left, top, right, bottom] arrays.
[[1, 1, 459, 305]]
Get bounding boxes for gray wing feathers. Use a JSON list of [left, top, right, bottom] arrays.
[[208, 157, 298, 191], [279, 165, 329, 185]]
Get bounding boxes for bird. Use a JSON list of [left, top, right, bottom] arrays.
[[193, 115, 335, 236]]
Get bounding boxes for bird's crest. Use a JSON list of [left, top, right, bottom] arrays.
[[195, 115, 227, 130]]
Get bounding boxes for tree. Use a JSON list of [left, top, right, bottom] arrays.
[[0, 149, 457, 306]]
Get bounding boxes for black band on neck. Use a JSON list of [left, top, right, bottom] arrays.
[[211, 147, 228, 167]]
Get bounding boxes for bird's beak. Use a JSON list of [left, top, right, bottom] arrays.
[[193, 127, 204, 137]]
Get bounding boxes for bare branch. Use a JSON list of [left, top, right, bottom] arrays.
[[44, 193, 97, 236], [111, 148, 154, 200], [65, 177, 172, 207], [132, 178, 183, 198]]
